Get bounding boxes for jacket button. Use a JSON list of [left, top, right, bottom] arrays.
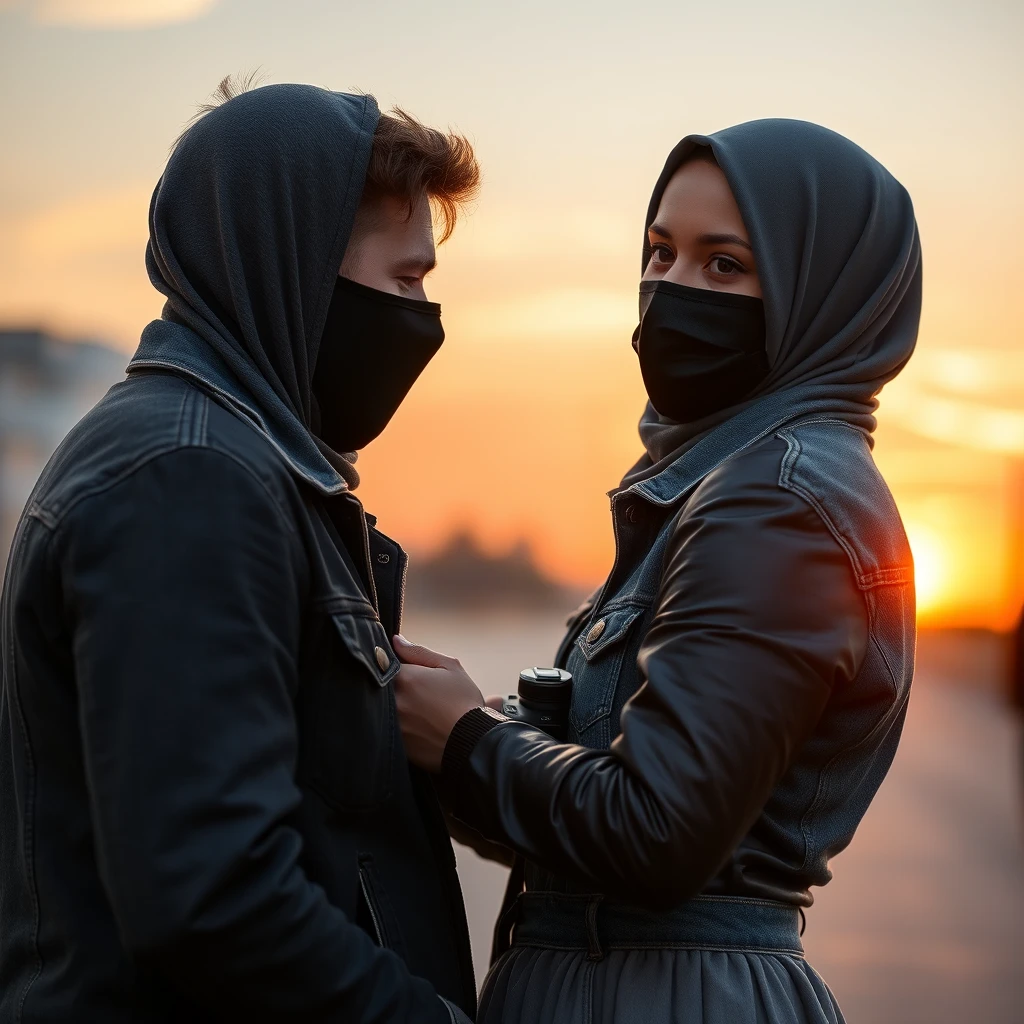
[[376, 553, 391, 564], [374, 646, 390, 671], [587, 620, 607, 644]]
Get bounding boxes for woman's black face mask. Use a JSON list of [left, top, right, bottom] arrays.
[[633, 280, 769, 424], [312, 276, 445, 452]]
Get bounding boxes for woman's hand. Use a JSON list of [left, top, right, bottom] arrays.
[[392, 635, 486, 773]]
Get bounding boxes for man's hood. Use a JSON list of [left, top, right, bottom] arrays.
[[130, 83, 379, 493]]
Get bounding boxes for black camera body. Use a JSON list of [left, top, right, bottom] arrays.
[[501, 667, 573, 740]]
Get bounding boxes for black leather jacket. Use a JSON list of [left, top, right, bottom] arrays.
[[443, 422, 914, 914]]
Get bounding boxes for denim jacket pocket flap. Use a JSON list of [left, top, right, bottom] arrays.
[[330, 612, 400, 687], [576, 606, 644, 662]]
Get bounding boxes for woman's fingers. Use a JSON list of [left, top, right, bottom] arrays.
[[484, 694, 505, 711]]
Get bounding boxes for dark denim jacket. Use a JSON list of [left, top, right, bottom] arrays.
[[0, 329, 474, 1023]]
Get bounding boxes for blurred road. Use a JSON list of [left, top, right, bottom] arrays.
[[802, 677, 1024, 1023], [405, 611, 1024, 1023]]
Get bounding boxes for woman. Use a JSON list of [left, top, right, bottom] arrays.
[[393, 118, 921, 1022]]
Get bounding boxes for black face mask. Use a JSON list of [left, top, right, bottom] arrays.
[[312, 276, 445, 452], [633, 280, 769, 424]]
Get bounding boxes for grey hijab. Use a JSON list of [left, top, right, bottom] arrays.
[[621, 118, 922, 489]]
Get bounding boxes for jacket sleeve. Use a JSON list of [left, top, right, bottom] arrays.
[[442, 443, 869, 908], [62, 447, 450, 1023]]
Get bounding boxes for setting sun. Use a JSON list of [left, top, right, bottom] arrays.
[[904, 522, 948, 617]]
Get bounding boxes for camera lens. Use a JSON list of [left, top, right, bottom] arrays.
[[518, 667, 572, 707]]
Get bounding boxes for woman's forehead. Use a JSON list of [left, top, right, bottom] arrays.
[[653, 159, 749, 236]]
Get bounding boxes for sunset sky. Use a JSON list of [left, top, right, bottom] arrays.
[[1, 0, 1022, 627]]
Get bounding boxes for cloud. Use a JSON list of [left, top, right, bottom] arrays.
[[885, 349, 1024, 454], [891, 390, 1024, 454], [29, 0, 220, 29]]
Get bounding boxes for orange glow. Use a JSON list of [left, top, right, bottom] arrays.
[[905, 524, 947, 618], [1, 1, 1021, 631]]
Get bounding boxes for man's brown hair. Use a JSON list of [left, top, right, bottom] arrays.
[[179, 74, 479, 244], [363, 107, 478, 243]]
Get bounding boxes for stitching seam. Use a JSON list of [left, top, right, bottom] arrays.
[[778, 429, 869, 583], [47, 447, 297, 538], [513, 940, 805, 956]]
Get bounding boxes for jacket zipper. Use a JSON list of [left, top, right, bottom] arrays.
[[358, 867, 386, 948], [395, 549, 409, 635], [353, 507, 380, 612]]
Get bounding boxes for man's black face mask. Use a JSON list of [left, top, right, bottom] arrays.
[[633, 279, 769, 424], [312, 276, 445, 452]]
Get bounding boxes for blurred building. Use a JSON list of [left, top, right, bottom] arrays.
[[405, 529, 584, 612], [0, 328, 125, 566]]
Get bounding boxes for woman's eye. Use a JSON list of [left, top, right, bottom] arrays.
[[707, 255, 743, 276], [650, 244, 674, 264]]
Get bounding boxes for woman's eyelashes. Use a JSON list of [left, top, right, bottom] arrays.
[[648, 242, 749, 281], [649, 242, 675, 266], [705, 254, 746, 278]]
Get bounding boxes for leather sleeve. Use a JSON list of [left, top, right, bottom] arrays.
[[62, 448, 450, 1023], [443, 440, 868, 908]]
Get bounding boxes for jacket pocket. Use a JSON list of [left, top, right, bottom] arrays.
[[302, 608, 399, 811], [567, 604, 645, 737], [357, 855, 405, 955]]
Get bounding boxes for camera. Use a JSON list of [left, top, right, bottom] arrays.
[[501, 667, 573, 740]]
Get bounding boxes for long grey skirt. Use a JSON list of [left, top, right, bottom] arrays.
[[478, 893, 845, 1024]]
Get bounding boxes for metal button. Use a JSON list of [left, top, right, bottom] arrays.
[[586, 620, 607, 644], [376, 552, 391, 564], [374, 646, 390, 671]]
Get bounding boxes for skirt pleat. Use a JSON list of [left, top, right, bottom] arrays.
[[478, 946, 845, 1024]]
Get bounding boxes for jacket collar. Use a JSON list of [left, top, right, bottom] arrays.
[[620, 389, 849, 508], [128, 321, 349, 496]]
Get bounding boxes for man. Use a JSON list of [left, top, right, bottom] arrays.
[[0, 78, 479, 1022]]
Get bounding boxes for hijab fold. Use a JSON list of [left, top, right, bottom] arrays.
[[621, 119, 922, 490]]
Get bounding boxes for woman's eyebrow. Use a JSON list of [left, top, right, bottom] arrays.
[[697, 232, 752, 251]]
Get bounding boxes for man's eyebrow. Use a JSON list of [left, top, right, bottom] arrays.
[[393, 253, 437, 275]]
